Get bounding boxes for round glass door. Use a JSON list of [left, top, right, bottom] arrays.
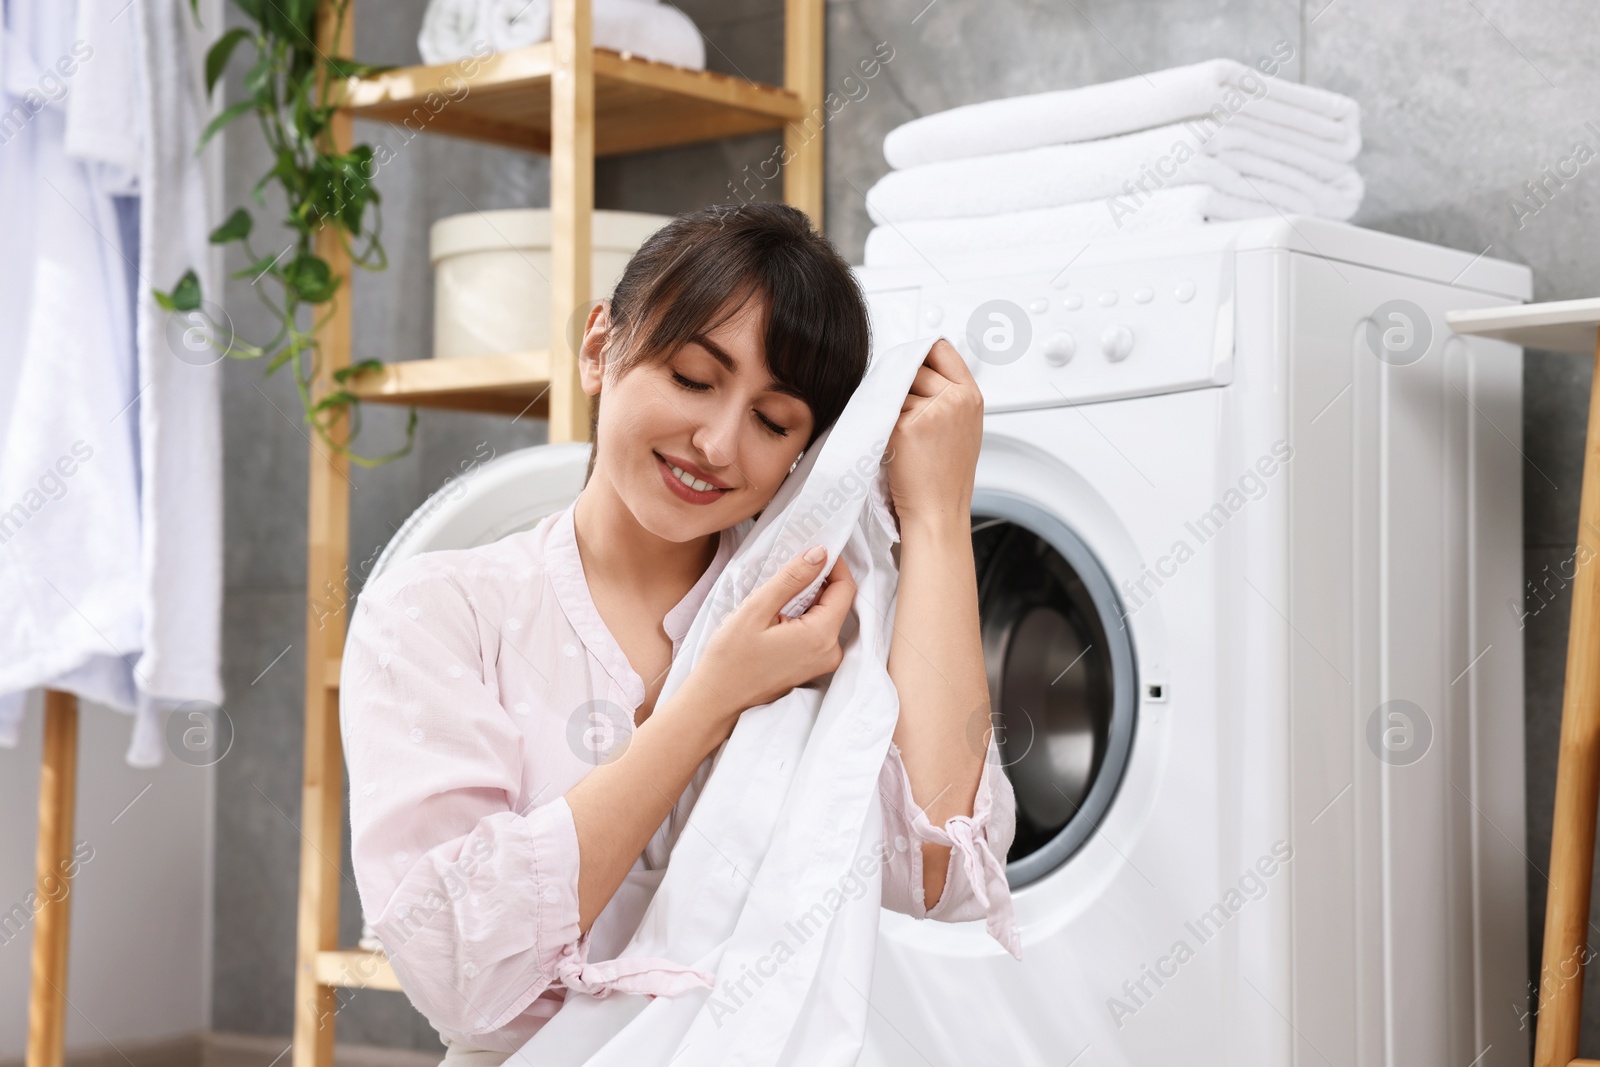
[[970, 490, 1139, 888]]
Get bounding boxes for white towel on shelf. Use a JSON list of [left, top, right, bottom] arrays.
[[506, 336, 1017, 1067], [420, 0, 704, 71], [883, 58, 1361, 170], [861, 186, 1277, 268], [864, 120, 1362, 227]]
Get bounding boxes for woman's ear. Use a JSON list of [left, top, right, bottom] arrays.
[[578, 300, 611, 397]]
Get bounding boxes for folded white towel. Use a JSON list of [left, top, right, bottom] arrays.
[[861, 186, 1279, 268], [864, 119, 1362, 227], [419, 0, 705, 71], [417, 0, 484, 65], [883, 58, 1360, 170]]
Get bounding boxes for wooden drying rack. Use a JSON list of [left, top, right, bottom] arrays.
[[24, 1, 826, 1064]]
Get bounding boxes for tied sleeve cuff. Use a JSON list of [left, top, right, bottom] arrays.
[[937, 815, 1023, 961], [882, 741, 1023, 960], [551, 932, 717, 998]]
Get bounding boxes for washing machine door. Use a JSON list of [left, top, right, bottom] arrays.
[[970, 489, 1138, 889]]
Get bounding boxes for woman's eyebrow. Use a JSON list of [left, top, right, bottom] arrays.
[[690, 335, 738, 372]]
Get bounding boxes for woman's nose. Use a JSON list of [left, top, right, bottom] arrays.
[[691, 404, 742, 473]]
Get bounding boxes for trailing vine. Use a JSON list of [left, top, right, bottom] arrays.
[[157, 0, 418, 467]]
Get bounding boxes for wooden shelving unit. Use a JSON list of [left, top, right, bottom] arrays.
[[1447, 300, 1600, 1067], [290, 2, 825, 1065]]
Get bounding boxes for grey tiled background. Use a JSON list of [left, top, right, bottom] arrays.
[[212, 0, 1598, 1056]]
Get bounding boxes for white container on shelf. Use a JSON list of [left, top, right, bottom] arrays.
[[428, 208, 674, 359]]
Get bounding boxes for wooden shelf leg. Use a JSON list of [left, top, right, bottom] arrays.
[[782, 0, 824, 227], [27, 690, 79, 1067], [1535, 331, 1600, 1067], [549, 0, 594, 448], [294, 5, 356, 1067]]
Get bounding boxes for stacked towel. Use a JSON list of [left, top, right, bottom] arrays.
[[862, 58, 1363, 267], [418, 0, 706, 71]]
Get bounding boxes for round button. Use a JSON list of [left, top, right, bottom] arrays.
[[409, 728, 425, 744], [895, 834, 909, 852], [1098, 291, 1118, 307], [1049, 274, 1073, 290], [462, 962, 479, 979], [1042, 331, 1076, 366], [1101, 324, 1134, 362], [563, 643, 579, 658], [1175, 279, 1196, 303], [922, 302, 944, 327], [543, 886, 560, 904], [448, 665, 464, 678], [1134, 287, 1154, 304], [506, 618, 522, 631], [1062, 293, 1083, 310], [1027, 297, 1049, 314], [514, 702, 530, 715]]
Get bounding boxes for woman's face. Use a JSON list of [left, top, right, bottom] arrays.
[[580, 292, 815, 543]]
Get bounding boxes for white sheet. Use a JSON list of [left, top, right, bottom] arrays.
[[864, 118, 1363, 227], [504, 336, 1019, 1065], [882, 57, 1361, 170], [862, 185, 1277, 267]]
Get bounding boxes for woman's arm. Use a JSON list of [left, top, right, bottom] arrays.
[[880, 338, 997, 911], [886, 512, 994, 909], [568, 535, 865, 931]]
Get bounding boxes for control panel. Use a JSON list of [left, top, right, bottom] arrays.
[[892, 249, 1235, 411]]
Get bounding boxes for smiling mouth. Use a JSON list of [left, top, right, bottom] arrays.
[[656, 451, 731, 494]]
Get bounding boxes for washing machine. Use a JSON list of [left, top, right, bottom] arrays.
[[360, 216, 1533, 1066], [850, 216, 1533, 1067]]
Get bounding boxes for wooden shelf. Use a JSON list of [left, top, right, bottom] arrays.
[[339, 44, 808, 156], [1446, 297, 1600, 356], [315, 949, 403, 992], [345, 350, 552, 417]]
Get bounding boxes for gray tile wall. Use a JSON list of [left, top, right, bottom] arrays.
[[212, 0, 1595, 1057]]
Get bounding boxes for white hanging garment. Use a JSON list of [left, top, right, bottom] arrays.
[[507, 334, 1020, 1066], [0, 0, 223, 766]]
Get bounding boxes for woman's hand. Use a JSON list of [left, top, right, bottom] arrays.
[[884, 338, 984, 531], [692, 548, 857, 728]]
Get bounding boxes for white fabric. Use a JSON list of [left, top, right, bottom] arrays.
[[863, 185, 1272, 267], [864, 117, 1363, 227], [504, 336, 1015, 1066], [64, 0, 141, 195], [0, 0, 223, 766], [419, 0, 705, 72], [882, 57, 1361, 169]]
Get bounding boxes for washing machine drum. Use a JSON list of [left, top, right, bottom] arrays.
[[970, 491, 1138, 889]]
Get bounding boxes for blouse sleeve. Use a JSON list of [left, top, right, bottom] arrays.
[[340, 557, 586, 1037], [877, 729, 1023, 960]]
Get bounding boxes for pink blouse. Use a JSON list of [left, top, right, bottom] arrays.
[[340, 500, 1019, 1053]]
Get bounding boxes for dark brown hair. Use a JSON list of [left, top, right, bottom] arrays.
[[584, 202, 871, 484]]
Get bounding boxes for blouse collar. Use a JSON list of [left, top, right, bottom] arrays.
[[546, 501, 739, 708]]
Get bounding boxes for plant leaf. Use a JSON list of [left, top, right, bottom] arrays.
[[230, 254, 283, 281], [197, 98, 255, 153], [154, 270, 203, 313], [285, 254, 336, 303], [332, 358, 384, 383], [205, 28, 251, 97], [210, 207, 253, 244]]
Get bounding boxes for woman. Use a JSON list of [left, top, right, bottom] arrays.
[[341, 203, 1017, 1062]]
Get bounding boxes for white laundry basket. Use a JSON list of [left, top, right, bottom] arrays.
[[428, 208, 673, 359]]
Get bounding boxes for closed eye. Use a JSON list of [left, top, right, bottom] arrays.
[[671, 371, 711, 392]]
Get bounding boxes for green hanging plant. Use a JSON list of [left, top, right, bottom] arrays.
[[157, 0, 418, 468]]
